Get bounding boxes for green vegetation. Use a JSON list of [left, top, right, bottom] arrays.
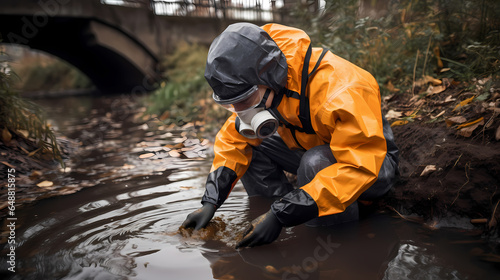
[[12, 53, 93, 92], [146, 0, 499, 124], [144, 43, 230, 127], [293, 0, 500, 95], [0, 53, 64, 165]]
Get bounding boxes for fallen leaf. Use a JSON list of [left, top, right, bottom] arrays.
[[453, 96, 475, 111], [30, 170, 43, 179], [386, 81, 400, 93], [424, 75, 442, 86], [420, 165, 436, 176], [2, 128, 12, 144], [0, 161, 16, 169], [139, 153, 155, 159], [430, 110, 445, 119], [445, 116, 467, 127], [434, 46, 443, 68], [391, 120, 409, 127], [457, 119, 484, 137], [456, 117, 484, 129], [37, 180, 54, 188], [385, 110, 403, 120], [182, 122, 194, 129], [426, 84, 446, 96]]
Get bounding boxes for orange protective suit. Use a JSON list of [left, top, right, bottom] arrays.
[[202, 23, 393, 225]]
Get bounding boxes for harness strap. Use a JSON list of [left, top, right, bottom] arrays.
[[298, 46, 329, 134], [270, 46, 329, 140]]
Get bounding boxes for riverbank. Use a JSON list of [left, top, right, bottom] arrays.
[[381, 77, 500, 239], [1, 81, 500, 239]]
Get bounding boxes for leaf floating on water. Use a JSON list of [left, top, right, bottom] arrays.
[[201, 139, 210, 146], [122, 164, 136, 170], [144, 147, 164, 152], [265, 265, 279, 274], [139, 153, 155, 159], [470, 218, 488, 224], [37, 180, 54, 188], [169, 150, 181, 158]]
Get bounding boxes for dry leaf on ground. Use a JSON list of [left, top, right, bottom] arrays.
[[446, 116, 467, 127], [385, 110, 403, 120], [420, 165, 437, 176], [391, 120, 409, 127]]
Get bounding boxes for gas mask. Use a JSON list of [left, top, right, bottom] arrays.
[[213, 87, 279, 139]]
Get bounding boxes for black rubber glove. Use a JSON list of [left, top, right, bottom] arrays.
[[181, 202, 216, 230], [236, 210, 283, 249]]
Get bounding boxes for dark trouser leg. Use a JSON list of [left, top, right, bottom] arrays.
[[241, 117, 399, 227], [240, 135, 304, 197], [300, 116, 399, 226]]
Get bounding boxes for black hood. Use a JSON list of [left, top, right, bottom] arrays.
[[204, 23, 288, 102]]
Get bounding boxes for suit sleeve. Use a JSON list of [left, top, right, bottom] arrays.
[[202, 113, 262, 207]]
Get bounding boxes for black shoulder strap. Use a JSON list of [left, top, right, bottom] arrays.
[[298, 46, 328, 134]]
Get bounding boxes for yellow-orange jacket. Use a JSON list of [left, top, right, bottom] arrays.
[[202, 23, 388, 225]]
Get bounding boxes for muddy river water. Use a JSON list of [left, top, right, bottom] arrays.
[[1, 94, 499, 279]]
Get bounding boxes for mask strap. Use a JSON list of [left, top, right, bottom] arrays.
[[256, 88, 272, 108]]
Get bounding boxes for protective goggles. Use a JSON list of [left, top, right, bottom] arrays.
[[213, 86, 270, 113]]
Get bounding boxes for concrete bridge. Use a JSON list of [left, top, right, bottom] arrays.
[[0, 0, 305, 93]]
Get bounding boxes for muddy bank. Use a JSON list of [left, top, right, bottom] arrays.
[[2, 82, 499, 236], [381, 78, 500, 235]]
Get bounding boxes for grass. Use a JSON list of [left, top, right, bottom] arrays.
[[0, 52, 64, 166], [293, 0, 500, 95], [8, 47, 93, 92], [144, 43, 230, 128], [146, 0, 499, 127]]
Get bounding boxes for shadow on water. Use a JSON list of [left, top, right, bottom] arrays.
[[1, 94, 499, 279]]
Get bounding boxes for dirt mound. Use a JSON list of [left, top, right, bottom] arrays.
[[382, 77, 500, 231]]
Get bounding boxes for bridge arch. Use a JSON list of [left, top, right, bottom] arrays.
[[0, 13, 159, 93], [0, 0, 298, 93]]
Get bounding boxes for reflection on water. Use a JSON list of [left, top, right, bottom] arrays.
[[1, 94, 499, 280]]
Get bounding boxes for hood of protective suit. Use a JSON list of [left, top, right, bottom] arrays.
[[204, 23, 288, 101]]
